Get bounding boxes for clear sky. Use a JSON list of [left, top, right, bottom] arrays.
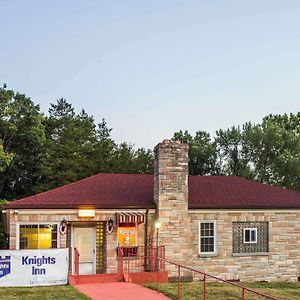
[[1, 1, 300, 149]]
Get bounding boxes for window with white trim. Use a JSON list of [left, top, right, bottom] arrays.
[[243, 228, 257, 244], [19, 224, 58, 249], [233, 222, 269, 255], [199, 221, 216, 255]]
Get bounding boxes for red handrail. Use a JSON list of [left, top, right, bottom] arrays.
[[117, 246, 124, 275], [74, 247, 80, 277], [121, 248, 281, 300], [164, 258, 281, 300]]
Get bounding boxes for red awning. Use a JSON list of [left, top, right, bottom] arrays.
[[116, 212, 145, 224]]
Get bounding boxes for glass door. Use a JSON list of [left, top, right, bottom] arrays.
[[73, 226, 96, 274]]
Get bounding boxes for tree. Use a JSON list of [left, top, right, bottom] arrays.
[[243, 115, 300, 190], [93, 119, 116, 173], [215, 126, 252, 178], [35, 99, 98, 191], [0, 141, 13, 172], [0, 86, 45, 199], [173, 130, 218, 175]]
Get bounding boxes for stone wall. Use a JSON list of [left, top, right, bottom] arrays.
[[6, 207, 300, 281], [153, 139, 193, 269], [186, 210, 300, 282]]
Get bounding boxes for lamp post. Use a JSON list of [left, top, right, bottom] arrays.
[[155, 221, 160, 271]]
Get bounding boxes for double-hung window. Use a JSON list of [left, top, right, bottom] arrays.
[[199, 221, 216, 256]]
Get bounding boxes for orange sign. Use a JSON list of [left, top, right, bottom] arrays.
[[117, 226, 136, 247]]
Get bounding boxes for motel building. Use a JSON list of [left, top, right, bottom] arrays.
[[3, 140, 300, 281]]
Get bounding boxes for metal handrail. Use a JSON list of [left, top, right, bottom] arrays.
[[74, 247, 80, 277], [163, 258, 281, 300], [122, 250, 281, 300]]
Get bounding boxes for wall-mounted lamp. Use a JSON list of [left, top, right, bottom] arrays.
[[107, 218, 114, 234], [155, 222, 161, 230], [59, 218, 67, 235], [13, 209, 19, 216], [78, 209, 95, 217]]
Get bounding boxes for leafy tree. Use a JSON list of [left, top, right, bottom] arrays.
[[131, 148, 153, 174], [110, 143, 153, 174], [215, 126, 252, 178], [243, 115, 300, 190], [0, 141, 13, 172], [173, 130, 218, 175], [0, 86, 45, 199]]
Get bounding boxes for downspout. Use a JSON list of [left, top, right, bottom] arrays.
[[1, 209, 8, 249], [144, 208, 149, 271]]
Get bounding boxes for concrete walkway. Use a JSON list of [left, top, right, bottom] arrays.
[[74, 282, 170, 300]]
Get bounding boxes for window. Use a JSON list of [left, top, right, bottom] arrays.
[[199, 221, 216, 255], [243, 228, 257, 244], [233, 222, 269, 255], [19, 224, 58, 249]]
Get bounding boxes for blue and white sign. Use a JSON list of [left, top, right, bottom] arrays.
[[0, 256, 11, 278], [0, 249, 68, 286]]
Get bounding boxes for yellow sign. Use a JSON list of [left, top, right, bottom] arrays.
[[117, 226, 136, 247]]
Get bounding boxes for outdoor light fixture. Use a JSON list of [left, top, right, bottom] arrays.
[[78, 209, 95, 217], [107, 217, 114, 234], [155, 222, 161, 230], [59, 218, 67, 235]]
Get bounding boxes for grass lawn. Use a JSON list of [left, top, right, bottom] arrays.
[[0, 285, 90, 300], [146, 281, 300, 300]]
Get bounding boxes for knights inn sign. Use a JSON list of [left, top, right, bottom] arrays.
[[0, 249, 68, 286]]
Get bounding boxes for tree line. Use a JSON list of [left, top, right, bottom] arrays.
[[0, 86, 153, 200], [1, 85, 300, 202], [173, 113, 300, 191]]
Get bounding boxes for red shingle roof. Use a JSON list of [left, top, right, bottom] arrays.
[[6, 174, 300, 209]]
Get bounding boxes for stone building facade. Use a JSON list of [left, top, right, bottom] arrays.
[[5, 139, 300, 281]]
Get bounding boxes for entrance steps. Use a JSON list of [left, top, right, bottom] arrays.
[[69, 271, 168, 285], [124, 271, 168, 284], [68, 273, 123, 285]]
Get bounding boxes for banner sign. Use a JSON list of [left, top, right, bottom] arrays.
[[0, 248, 68, 287]]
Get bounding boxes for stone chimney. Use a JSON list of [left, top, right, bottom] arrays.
[[154, 139, 192, 264]]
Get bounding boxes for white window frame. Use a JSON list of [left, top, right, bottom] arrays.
[[198, 221, 217, 256], [243, 228, 257, 244], [16, 222, 60, 250]]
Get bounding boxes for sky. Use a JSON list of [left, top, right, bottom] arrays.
[[1, 1, 300, 149]]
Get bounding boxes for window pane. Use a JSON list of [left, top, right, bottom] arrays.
[[20, 225, 38, 249], [201, 236, 214, 253], [39, 226, 52, 249], [251, 230, 256, 242], [245, 230, 250, 242]]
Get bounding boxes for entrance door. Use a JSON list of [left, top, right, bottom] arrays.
[[73, 226, 96, 274]]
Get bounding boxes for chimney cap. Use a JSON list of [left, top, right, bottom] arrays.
[[162, 139, 170, 144], [162, 139, 181, 144]]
